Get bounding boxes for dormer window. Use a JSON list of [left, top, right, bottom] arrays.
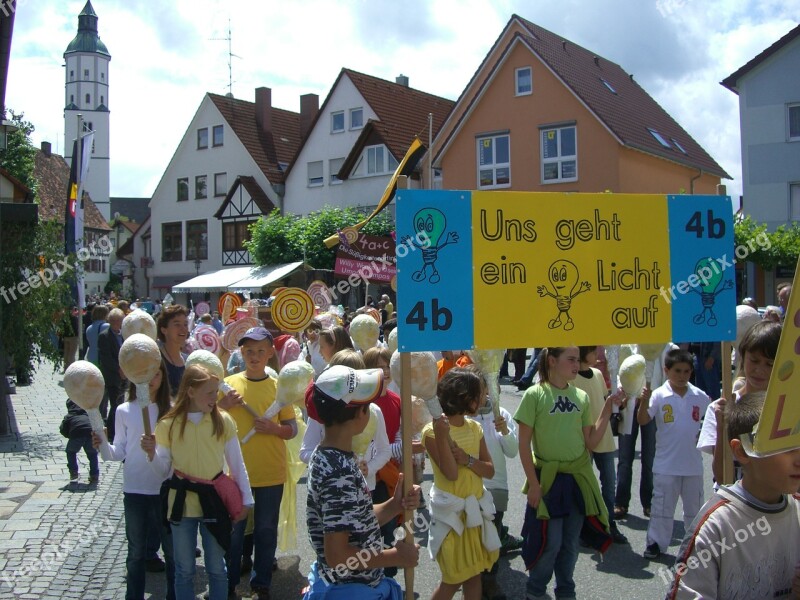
[[516, 67, 532, 96], [601, 79, 617, 94], [647, 128, 672, 149]]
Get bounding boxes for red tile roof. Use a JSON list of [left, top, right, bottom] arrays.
[[208, 93, 301, 183], [33, 149, 111, 230], [721, 24, 800, 93]]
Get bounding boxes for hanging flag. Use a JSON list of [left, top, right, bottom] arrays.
[[323, 137, 426, 248], [64, 131, 94, 309]]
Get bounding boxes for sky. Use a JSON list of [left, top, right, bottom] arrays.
[[6, 0, 800, 204]]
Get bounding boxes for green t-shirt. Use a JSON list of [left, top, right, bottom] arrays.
[[513, 382, 591, 462]]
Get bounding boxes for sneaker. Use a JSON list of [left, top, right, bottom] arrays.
[[613, 506, 628, 519], [500, 532, 523, 555], [145, 557, 165, 572], [643, 543, 660, 559], [88, 475, 99, 485], [610, 523, 628, 544], [69, 471, 79, 483]]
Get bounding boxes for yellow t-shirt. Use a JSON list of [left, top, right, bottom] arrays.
[[573, 368, 616, 453], [155, 411, 237, 518], [223, 372, 295, 487]]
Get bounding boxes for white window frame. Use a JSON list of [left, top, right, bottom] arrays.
[[331, 111, 344, 133], [308, 161, 324, 187], [790, 183, 800, 221], [541, 126, 578, 184], [789, 103, 800, 142], [476, 134, 511, 189], [515, 67, 532, 96], [214, 172, 227, 197], [350, 108, 363, 130], [329, 158, 344, 184]]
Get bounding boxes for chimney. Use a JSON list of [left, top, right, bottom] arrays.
[[41, 141, 52, 157], [255, 87, 272, 135], [300, 93, 319, 139], [396, 74, 409, 87]]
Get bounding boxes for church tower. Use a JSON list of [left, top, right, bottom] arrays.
[[64, 0, 111, 221]]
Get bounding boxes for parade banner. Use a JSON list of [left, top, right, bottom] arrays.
[[396, 191, 735, 352], [753, 258, 800, 456], [335, 233, 397, 283]]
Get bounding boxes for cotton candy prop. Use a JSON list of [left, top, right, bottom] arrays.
[[467, 348, 505, 420], [242, 360, 314, 444], [735, 305, 761, 365], [638, 343, 666, 385], [618, 353, 646, 436], [185, 349, 237, 398], [64, 361, 107, 444], [118, 333, 163, 438], [352, 404, 380, 457], [390, 350, 441, 418], [121, 309, 157, 341], [387, 328, 398, 354], [350, 314, 380, 351]]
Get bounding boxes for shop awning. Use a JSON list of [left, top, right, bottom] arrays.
[[227, 261, 307, 293], [172, 266, 254, 293]]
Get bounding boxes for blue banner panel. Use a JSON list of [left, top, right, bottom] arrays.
[[395, 190, 474, 352], [666, 195, 736, 342]]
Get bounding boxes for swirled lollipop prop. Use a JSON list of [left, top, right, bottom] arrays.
[[64, 361, 107, 444], [242, 360, 314, 444], [119, 333, 162, 438], [618, 353, 646, 436], [350, 313, 380, 352], [121, 309, 157, 341], [468, 348, 505, 420], [271, 288, 315, 333]]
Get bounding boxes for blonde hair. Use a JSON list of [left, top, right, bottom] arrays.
[[161, 365, 224, 440]]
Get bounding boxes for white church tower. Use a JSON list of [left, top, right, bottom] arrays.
[[64, 0, 111, 221]]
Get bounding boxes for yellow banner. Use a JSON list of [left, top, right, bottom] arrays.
[[755, 257, 800, 455], [471, 192, 672, 348]]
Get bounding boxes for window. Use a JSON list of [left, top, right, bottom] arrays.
[[197, 128, 208, 149], [331, 111, 344, 133], [350, 108, 363, 129], [186, 220, 208, 260], [477, 134, 510, 188], [177, 178, 188, 202], [600, 78, 616, 94], [85, 93, 91, 105], [308, 161, 323, 187], [516, 67, 532, 96], [162, 223, 182, 262], [647, 127, 672, 149], [366, 145, 399, 175], [789, 104, 800, 141], [70, 94, 74, 104], [214, 172, 227, 196], [101, 72, 104, 82], [195, 175, 207, 199], [329, 158, 344, 184], [541, 126, 577, 183], [212, 125, 224, 147], [70, 70, 74, 81], [223, 220, 255, 252], [671, 138, 688, 154], [100, 95, 104, 105], [791, 184, 800, 221], [84, 69, 89, 80]]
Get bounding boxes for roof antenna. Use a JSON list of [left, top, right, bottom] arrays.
[[211, 17, 240, 98]]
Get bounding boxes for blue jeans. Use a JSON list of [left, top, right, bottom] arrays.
[[124, 493, 175, 600], [615, 412, 656, 511], [227, 484, 283, 592], [526, 495, 583, 599], [171, 517, 228, 600], [66, 437, 99, 477], [592, 451, 616, 525]]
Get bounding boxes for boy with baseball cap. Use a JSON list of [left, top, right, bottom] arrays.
[[303, 365, 421, 599]]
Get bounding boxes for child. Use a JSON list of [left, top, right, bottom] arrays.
[[302, 318, 327, 376], [697, 321, 781, 484], [514, 347, 622, 600], [465, 364, 519, 600], [637, 348, 710, 559], [219, 327, 297, 599], [60, 399, 100, 484], [303, 365, 420, 598], [94, 360, 175, 600], [667, 392, 800, 598], [574, 346, 628, 544], [146, 365, 253, 600], [423, 368, 500, 600]]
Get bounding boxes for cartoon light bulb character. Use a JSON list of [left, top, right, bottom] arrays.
[[691, 257, 733, 326], [402, 208, 458, 284], [537, 260, 590, 331]]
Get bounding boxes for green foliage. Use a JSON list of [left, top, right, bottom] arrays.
[[105, 272, 123, 295], [734, 215, 800, 270], [246, 206, 395, 270], [0, 110, 38, 199]]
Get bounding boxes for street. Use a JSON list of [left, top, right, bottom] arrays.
[[0, 364, 713, 599]]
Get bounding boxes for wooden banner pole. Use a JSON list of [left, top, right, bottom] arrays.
[[717, 184, 734, 485]]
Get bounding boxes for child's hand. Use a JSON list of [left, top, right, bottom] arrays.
[[638, 386, 652, 403], [91, 431, 104, 449], [253, 417, 280, 435], [608, 388, 626, 407], [432, 415, 450, 438], [140, 434, 155, 460], [451, 445, 469, 466], [713, 398, 727, 428], [527, 480, 542, 509], [494, 415, 509, 435], [392, 473, 422, 511], [218, 390, 243, 411], [392, 538, 420, 568]]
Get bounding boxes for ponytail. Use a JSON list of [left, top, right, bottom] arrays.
[[538, 347, 569, 384]]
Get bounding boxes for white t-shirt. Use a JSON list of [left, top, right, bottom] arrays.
[[697, 385, 745, 454], [648, 381, 710, 476]]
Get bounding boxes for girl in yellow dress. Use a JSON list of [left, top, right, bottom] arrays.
[[422, 368, 501, 600]]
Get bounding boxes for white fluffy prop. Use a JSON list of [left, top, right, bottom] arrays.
[[390, 350, 441, 418], [387, 327, 398, 354], [349, 314, 380, 352], [618, 353, 647, 435], [467, 348, 505, 419], [118, 333, 162, 437], [121, 309, 157, 341], [64, 361, 107, 444]]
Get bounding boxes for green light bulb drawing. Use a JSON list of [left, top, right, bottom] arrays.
[[403, 207, 459, 284], [416, 208, 446, 247], [692, 256, 732, 326]]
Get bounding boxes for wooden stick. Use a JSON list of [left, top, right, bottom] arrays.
[[400, 352, 415, 599], [720, 341, 734, 484], [141, 406, 152, 437]]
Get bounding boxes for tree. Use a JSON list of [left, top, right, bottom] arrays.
[[0, 111, 38, 196], [246, 206, 395, 270], [734, 215, 800, 270]]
